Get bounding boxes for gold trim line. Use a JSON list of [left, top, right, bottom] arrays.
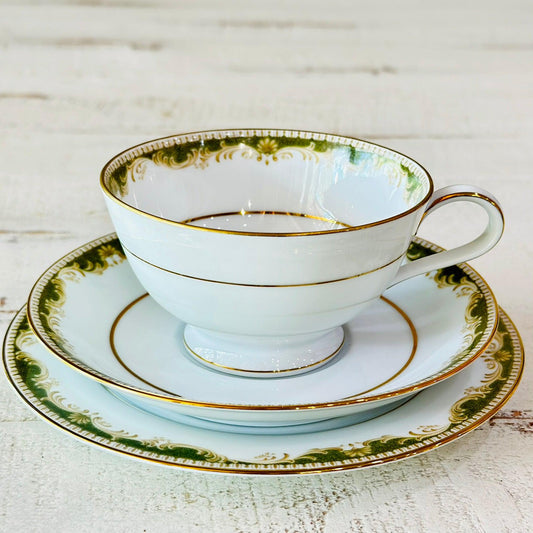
[[108, 294, 417, 396], [426, 191, 505, 223], [183, 335, 344, 375], [343, 296, 418, 399], [122, 243, 405, 288], [109, 294, 179, 396], [181, 210, 352, 229]]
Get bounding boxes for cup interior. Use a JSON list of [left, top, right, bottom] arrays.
[[102, 130, 432, 234]]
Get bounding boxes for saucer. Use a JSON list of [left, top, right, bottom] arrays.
[[25, 233, 498, 427], [3, 306, 523, 474]]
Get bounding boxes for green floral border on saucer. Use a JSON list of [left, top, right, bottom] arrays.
[[28, 234, 498, 409]]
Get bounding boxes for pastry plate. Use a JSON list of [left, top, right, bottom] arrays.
[[3, 306, 523, 475], [26, 234, 498, 427]]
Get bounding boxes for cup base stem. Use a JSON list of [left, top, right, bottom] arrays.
[[183, 325, 345, 378]]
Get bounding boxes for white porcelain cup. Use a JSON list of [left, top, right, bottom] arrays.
[[100, 129, 504, 377]]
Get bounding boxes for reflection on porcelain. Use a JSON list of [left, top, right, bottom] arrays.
[[109, 388, 414, 435], [27, 234, 498, 427], [100, 129, 504, 376], [4, 306, 523, 474]]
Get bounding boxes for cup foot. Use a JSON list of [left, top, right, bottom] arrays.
[[183, 325, 345, 378]]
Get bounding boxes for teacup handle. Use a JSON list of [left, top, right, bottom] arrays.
[[391, 185, 504, 286]]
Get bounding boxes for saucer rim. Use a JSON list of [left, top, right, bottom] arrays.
[[3, 306, 523, 475], [26, 233, 498, 412]]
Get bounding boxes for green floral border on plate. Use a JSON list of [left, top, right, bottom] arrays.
[[4, 306, 522, 474]]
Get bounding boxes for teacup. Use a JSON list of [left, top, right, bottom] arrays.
[[100, 129, 504, 377]]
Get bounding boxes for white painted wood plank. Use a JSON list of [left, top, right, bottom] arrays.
[[0, 418, 531, 532], [0, 83, 530, 140], [1, 1, 532, 47]]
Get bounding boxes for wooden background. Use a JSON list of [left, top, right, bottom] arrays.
[[1, 1, 531, 531]]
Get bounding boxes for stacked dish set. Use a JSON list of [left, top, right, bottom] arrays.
[[3, 129, 524, 475]]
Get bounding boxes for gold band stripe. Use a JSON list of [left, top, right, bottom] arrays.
[[342, 296, 418, 399], [181, 210, 352, 229], [121, 243, 405, 288], [423, 190, 505, 227], [108, 294, 417, 402], [108, 294, 176, 395], [182, 336, 345, 375]]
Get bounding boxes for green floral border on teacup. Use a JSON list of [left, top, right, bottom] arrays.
[[103, 131, 427, 205]]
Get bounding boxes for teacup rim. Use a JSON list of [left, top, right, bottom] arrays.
[[99, 128, 435, 237]]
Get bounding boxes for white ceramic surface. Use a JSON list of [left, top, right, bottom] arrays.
[[100, 130, 504, 375], [5, 305, 523, 474], [27, 234, 498, 427]]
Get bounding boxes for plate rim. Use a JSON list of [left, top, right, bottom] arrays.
[[2, 306, 524, 475]]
